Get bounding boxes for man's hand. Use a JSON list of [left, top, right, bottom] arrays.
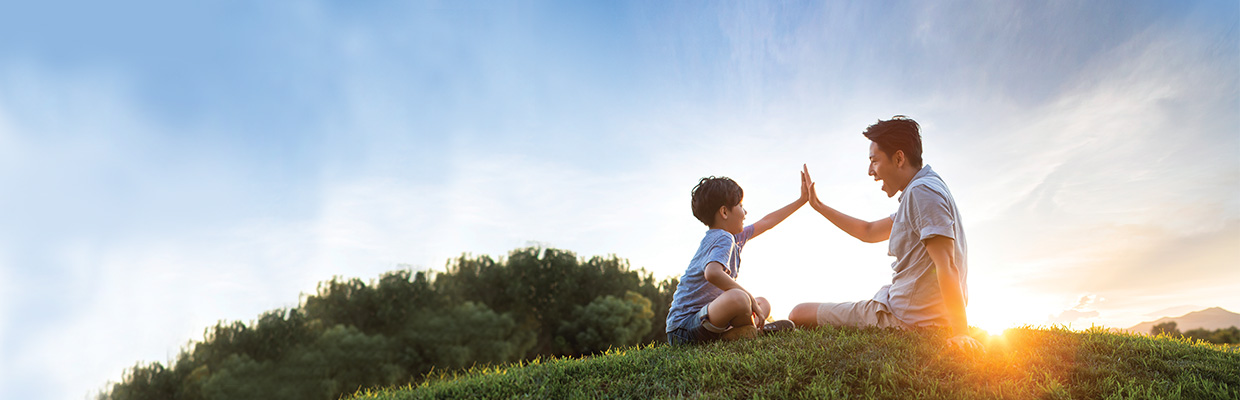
[[947, 334, 983, 354]]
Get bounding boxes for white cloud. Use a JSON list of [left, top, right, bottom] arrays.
[[1049, 309, 1102, 325], [1047, 294, 1105, 325]]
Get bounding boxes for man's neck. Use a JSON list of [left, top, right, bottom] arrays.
[[894, 165, 924, 193]]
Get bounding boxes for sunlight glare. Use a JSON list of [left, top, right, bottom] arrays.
[[967, 286, 1058, 336]]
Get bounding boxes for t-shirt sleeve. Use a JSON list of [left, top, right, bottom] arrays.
[[705, 232, 735, 268], [908, 184, 955, 241], [735, 225, 756, 248]]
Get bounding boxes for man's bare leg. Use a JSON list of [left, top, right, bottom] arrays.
[[789, 302, 824, 328]]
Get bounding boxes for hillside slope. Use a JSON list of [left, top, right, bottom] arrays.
[[350, 326, 1239, 399], [1128, 307, 1240, 334]]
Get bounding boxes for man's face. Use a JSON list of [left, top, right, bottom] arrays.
[[868, 142, 900, 198]]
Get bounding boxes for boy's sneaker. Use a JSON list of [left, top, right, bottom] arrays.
[[762, 319, 795, 334]]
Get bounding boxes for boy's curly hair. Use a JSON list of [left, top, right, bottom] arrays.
[[690, 176, 743, 226]]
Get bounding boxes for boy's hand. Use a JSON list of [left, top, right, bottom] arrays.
[[752, 165, 817, 238], [749, 293, 764, 326]]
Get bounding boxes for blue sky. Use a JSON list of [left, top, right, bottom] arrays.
[[1, 1, 1237, 399]]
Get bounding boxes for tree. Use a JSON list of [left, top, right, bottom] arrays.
[[434, 247, 673, 358], [105, 362, 177, 400], [557, 291, 655, 354], [101, 246, 675, 399], [303, 277, 379, 332], [198, 325, 404, 400], [398, 302, 536, 374], [1212, 326, 1240, 344], [1151, 321, 1180, 336], [1183, 326, 1240, 344], [640, 276, 678, 344]]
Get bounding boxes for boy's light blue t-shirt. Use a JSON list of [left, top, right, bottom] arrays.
[[666, 225, 755, 333]]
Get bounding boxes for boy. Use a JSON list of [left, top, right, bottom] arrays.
[[666, 172, 808, 345], [789, 116, 982, 353]]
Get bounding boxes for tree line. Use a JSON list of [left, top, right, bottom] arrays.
[[1151, 321, 1240, 344], [100, 247, 678, 400]]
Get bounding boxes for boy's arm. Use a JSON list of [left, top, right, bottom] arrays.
[[704, 261, 763, 323], [751, 198, 806, 238], [751, 167, 812, 238], [804, 164, 892, 243], [925, 235, 982, 353]]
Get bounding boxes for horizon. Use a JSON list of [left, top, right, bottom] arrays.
[[1, 1, 1237, 399]]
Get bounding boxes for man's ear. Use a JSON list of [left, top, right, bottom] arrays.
[[893, 150, 906, 168]]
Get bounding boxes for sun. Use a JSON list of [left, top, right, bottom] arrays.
[[963, 276, 1064, 336], [969, 310, 1013, 336], [967, 300, 1034, 336], [974, 320, 1012, 337]]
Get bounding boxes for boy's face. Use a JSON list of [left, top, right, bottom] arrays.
[[718, 201, 746, 234]]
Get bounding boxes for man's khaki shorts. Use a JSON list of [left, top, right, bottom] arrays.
[[816, 300, 910, 329]]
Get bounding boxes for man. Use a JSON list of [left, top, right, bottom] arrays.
[[790, 116, 982, 352]]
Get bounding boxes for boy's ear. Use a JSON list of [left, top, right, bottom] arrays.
[[717, 205, 730, 220]]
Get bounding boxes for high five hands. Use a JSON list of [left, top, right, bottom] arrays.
[[800, 164, 815, 206]]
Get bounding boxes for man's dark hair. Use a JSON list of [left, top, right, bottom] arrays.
[[862, 115, 923, 168], [690, 176, 743, 226]]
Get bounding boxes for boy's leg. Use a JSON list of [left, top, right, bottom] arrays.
[[707, 289, 758, 329], [707, 289, 760, 340]]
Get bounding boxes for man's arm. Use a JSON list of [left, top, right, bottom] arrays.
[[809, 201, 893, 243], [751, 167, 811, 238], [799, 165, 890, 242], [925, 235, 982, 352]]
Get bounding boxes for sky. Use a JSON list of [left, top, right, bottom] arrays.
[[0, 1, 1237, 399]]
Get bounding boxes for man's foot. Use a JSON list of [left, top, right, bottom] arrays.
[[762, 319, 796, 334], [721, 325, 759, 341]]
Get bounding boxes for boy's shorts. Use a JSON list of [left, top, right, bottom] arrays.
[[816, 300, 910, 329], [667, 306, 728, 345]]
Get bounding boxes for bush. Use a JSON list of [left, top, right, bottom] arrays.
[[100, 247, 675, 400]]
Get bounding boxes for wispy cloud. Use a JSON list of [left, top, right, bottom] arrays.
[[1048, 294, 1104, 325]]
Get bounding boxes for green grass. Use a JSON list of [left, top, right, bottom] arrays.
[[348, 326, 1240, 399]]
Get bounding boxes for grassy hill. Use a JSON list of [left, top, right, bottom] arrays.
[[348, 326, 1239, 399]]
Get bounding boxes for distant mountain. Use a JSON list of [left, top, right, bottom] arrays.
[[1144, 305, 1203, 318], [1127, 307, 1240, 334]]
